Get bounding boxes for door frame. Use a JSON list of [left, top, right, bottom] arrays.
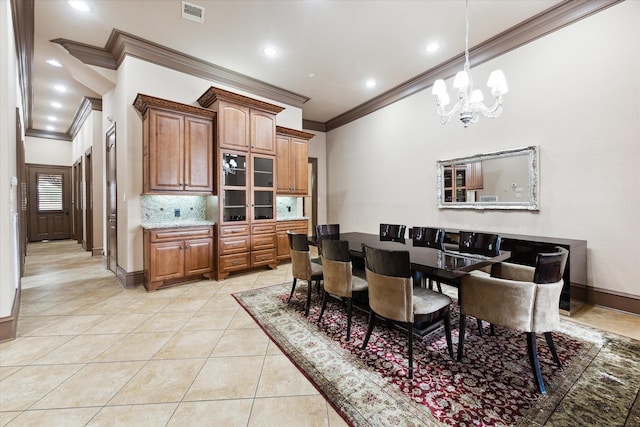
[[72, 158, 83, 244], [306, 157, 318, 234], [84, 147, 93, 252], [105, 124, 117, 274]]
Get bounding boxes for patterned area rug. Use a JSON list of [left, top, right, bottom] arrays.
[[233, 283, 640, 426]]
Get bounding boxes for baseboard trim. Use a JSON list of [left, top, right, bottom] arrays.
[[587, 287, 640, 316], [92, 247, 103, 257], [0, 286, 21, 343], [116, 265, 145, 288]]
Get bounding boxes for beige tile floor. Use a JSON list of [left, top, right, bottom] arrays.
[[2, 240, 639, 426]]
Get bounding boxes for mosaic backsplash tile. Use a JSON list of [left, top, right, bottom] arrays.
[[142, 195, 208, 223]]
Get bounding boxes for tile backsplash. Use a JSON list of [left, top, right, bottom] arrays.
[[142, 195, 208, 222], [277, 196, 303, 218]]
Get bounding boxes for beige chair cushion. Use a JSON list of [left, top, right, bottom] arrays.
[[413, 287, 452, 315], [291, 249, 323, 281], [351, 275, 368, 292]]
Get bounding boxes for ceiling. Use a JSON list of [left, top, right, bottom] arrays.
[[31, 0, 564, 137]]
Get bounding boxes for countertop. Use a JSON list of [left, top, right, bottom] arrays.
[[141, 220, 215, 230], [276, 216, 309, 222]]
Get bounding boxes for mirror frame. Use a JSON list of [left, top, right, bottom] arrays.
[[436, 146, 539, 210]]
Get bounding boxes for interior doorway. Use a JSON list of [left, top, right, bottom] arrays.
[[72, 158, 83, 244], [105, 125, 117, 274], [84, 148, 93, 252], [27, 164, 72, 241], [304, 157, 318, 235]]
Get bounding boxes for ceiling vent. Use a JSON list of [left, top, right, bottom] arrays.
[[182, 1, 205, 23]]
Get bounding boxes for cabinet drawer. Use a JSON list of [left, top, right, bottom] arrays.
[[251, 233, 276, 250], [276, 220, 308, 232], [219, 225, 250, 237], [220, 236, 251, 255], [251, 249, 277, 267], [251, 223, 276, 235], [150, 226, 213, 242], [220, 253, 251, 272]]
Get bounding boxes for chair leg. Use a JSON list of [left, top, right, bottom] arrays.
[[346, 298, 353, 342], [435, 280, 442, 293], [489, 324, 496, 336], [527, 332, 547, 395], [407, 322, 414, 379], [443, 312, 453, 358], [317, 291, 329, 324], [287, 278, 297, 303], [457, 314, 466, 362], [477, 319, 484, 337], [544, 332, 563, 369], [361, 311, 376, 349], [305, 280, 313, 316]]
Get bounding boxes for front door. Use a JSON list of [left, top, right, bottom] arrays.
[[106, 125, 118, 274], [27, 164, 72, 241]]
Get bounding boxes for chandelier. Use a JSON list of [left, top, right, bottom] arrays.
[[432, 0, 508, 127]]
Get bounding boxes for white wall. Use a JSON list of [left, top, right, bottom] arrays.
[[0, 0, 21, 317], [25, 136, 72, 166], [103, 57, 304, 272], [326, 1, 640, 297]]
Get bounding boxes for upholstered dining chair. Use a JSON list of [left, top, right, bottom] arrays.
[[379, 223, 406, 241], [457, 246, 569, 394], [314, 223, 340, 257], [316, 239, 368, 341], [287, 231, 323, 316], [412, 226, 446, 292], [361, 244, 453, 379]]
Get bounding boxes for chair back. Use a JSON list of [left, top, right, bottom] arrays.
[[534, 246, 568, 284], [412, 227, 445, 250], [288, 231, 312, 280], [459, 231, 501, 257], [362, 244, 412, 323], [321, 240, 353, 297], [379, 223, 406, 241], [315, 224, 340, 256]]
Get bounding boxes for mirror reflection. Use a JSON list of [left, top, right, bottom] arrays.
[[437, 146, 539, 210]]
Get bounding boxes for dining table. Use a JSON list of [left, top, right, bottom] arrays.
[[337, 232, 511, 283]]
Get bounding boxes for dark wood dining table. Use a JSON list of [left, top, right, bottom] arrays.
[[337, 232, 511, 283]]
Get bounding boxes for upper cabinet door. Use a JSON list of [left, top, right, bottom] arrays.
[[290, 138, 308, 195], [218, 101, 250, 151], [276, 136, 291, 193], [148, 109, 184, 192], [250, 110, 276, 155], [184, 115, 214, 193]]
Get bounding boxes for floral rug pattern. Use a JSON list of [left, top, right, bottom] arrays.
[[233, 283, 640, 426]]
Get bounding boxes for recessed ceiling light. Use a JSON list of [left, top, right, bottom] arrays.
[[366, 79, 377, 89], [47, 59, 63, 67], [48, 116, 58, 122], [46, 125, 55, 131], [51, 101, 63, 109], [54, 84, 67, 93], [263, 47, 277, 57], [426, 42, 441, 53], [68, 1, 90, 13]]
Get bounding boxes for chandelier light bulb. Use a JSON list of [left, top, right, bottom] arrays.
[[432, 0, 507, 127]]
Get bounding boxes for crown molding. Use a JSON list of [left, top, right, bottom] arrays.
[[133, 93, 216, 118], [302, 120, 326, 133], [10, 0, 34, 131], [275, 126, 315, 140], [68, 97, 102, 139], [25, 129, 72, 142], [325, 0, 624, 131], [53, 29, 310, 109]]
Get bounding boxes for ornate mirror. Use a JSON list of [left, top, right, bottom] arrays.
[[436, 146, 539, 210]]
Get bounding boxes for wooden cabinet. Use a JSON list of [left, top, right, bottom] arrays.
[[276, 219, 309, 261], [198, 86, 285, 280], [134, 94, 215, 195], [276, 126, 313, 195], [443, 161, 483, 202], [143, 226, 215, 291]]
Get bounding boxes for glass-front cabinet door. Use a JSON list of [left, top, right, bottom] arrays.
[[252, 155, 275, 221], [221, 152, 248, 223]]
